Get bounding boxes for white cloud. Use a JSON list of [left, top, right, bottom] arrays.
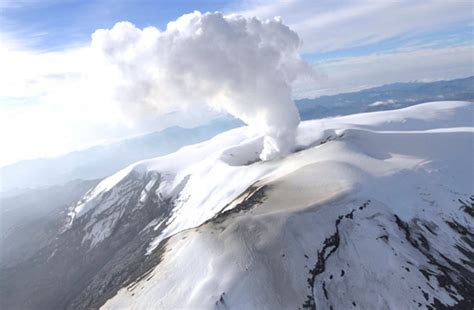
[[234, 0, 473, 53], [0, 37, 197, 166], [292, 44, 474, 98], [0, 52, 126, 167]]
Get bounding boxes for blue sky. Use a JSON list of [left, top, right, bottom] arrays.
[[3, 0, 472, 58], [0, 0, 473, 165], [303, 22, 473, 62], [1, 0, 232, 50]]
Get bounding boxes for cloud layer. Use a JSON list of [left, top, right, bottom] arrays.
[[293, 45, 474, 99], [235, 0, 473, 53]]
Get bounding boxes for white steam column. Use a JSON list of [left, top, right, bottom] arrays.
[[92, 11, 312, 160]]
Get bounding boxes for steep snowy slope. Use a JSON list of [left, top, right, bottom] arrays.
[[1, 101, 472, 310], [87, 101, 473, 309]]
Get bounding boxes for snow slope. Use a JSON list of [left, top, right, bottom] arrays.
[[69, 101, 473, 309]]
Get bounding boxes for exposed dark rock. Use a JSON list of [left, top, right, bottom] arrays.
[[458, 196, 474, 217], [206, 185, 268, 225], [302, 201, 370, 309], [394, 204, 474, 310]]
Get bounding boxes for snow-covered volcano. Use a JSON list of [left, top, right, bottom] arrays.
[[2, 101, 473, 309]]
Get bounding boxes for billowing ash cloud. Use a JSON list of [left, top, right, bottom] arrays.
[[91, 11, 312, 160]]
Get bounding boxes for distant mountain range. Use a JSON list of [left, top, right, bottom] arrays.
[[0, 119, 241, 193], [1, 76, 472, 193], [297, 75, 474, 120]]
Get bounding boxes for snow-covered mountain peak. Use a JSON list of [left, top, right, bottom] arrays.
[[100, 101, 471, 309], [68, 101, 473, 253], [3, 101, 472, 310]]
